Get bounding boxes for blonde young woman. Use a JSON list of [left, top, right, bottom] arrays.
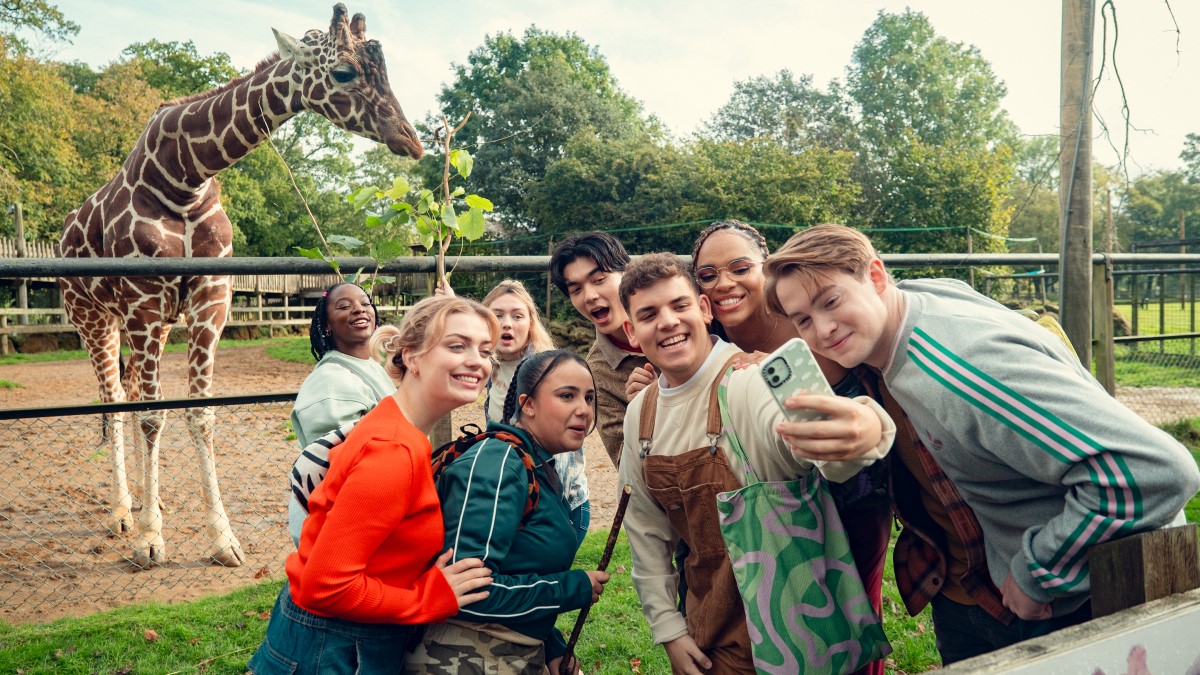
[[250, 296, 499, 675], [483, 279, 591, 548]]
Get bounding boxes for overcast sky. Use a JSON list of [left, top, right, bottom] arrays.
[[44, 0, 1200, 174]]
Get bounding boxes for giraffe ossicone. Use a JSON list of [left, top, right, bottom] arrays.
[[59, 3, 422, 570]]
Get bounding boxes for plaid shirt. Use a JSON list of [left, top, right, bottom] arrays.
[[858, 368, 1013, 623]]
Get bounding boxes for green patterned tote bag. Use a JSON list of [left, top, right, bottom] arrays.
[[715, 371, 891, 675]]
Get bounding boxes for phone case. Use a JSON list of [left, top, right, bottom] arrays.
[[759, 337, 834, 422]]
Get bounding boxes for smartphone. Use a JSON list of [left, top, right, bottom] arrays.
[[759, 337, 834, 422]]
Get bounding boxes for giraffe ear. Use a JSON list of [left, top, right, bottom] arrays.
[[273, 28, 304, 62]]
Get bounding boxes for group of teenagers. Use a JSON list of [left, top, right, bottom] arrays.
[[248, 221, 1200, 675]]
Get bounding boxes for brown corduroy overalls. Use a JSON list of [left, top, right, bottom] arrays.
[[637, 355, 754, 674]]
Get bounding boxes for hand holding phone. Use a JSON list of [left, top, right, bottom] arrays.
[[760, 338, 834, 422]]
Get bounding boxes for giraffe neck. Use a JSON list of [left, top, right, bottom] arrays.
[[152, 57, 304, 187]]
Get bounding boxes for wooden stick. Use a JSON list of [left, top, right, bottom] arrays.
[[560, 485, 633, 675]]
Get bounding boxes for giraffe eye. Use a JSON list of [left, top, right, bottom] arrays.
[[331, 67, 357, 84]]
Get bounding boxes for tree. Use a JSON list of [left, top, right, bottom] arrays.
[[526, 129, 691, 254], [702, 70, 855, 151], [847, 9, 1016, 152], [846, 10, 1017, 253], [424, 27, 647, 230], [1183, 133, 1200, 184], [0, 0, 78, 50], [120, 40, 238, 99], [1007, 136, 1061, 251], [1120, 170, 1200, 249]]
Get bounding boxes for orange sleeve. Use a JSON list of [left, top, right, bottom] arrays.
[[291, 434, 458, 623]]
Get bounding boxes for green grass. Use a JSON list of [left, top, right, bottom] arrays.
[[0, 579, 280, 674], [0, 378, 21, 389], [1114, 302, 1200, 337], [0, 337, 311, 367], [1158, 417, 1200, 525]]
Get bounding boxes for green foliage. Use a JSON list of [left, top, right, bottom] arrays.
[[424, 26, 647, 230], [342, 130, 493, 282], [0, 378, 22, 389], [0, 0, 78, 50], [847, 9, 1015, 152], [1120, 170, 1200, 247], [702, 69, 856, 151], [222, 116, 361, 258], [846, 9, 1017, 255], [120, 39, 239, 99]]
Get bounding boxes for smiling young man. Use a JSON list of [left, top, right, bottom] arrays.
[[550, 232, 649, 466], [616, 253, 894, 674], [764, 223, 1200, 654]]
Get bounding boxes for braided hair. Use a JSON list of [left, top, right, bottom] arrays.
[[501, 349, 596, 432], [690, 220, 772, 341], [690, 219, 770, 272], [309, 282, 381, 362]]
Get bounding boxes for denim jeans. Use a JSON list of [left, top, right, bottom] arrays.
[[929, 594, 1092, 665], [569, 500, 590, 550], [248, 583, 420, 674]]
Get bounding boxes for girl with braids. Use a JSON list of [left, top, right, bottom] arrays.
[[627, 220, 892, 675], [404, 350, 610, 675], [251, 295, 498, 675], [287, 282, 394, 545], [483, 279, 591, 549]]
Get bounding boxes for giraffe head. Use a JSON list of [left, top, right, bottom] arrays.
[[273, 4, 424, 158]]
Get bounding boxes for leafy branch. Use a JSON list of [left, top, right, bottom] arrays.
[[306, 113, 493, 290]]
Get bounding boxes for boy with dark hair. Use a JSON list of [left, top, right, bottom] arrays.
[[765, 224, 1200, 651], [550, 232, 648, 465], [616, 252, 895, 674]]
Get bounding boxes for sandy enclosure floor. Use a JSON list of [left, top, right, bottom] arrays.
[[0, 345, 620, 625]]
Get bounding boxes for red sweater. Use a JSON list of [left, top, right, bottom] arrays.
[[286, 395, 458, 624]]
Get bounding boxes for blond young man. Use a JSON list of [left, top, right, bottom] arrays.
[[764, 224, 1200, 640], [616, 253, 894, 674]]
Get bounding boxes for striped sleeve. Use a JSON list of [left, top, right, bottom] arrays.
[[905, 324, 1197, 601]]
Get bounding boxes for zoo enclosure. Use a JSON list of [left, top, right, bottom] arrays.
[[2, 252, 1200, 622]]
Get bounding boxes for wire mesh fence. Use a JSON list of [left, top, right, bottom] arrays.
[[0, 394, 621, 624]]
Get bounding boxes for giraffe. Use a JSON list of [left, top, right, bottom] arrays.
[[58, 4, 423, 569]]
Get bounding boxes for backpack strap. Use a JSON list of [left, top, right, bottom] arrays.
[[636, 352, 745, 458], [431, 424, 541, 527]]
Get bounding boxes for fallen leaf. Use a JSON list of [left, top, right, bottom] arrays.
[[254, 567, 270, 580], [242, 610, 257, 617], [917, 622, 926, 634], [143, 629, 159, 642], [258, 611, 271, 620], [616, 565, 627, 574], [189, 637, 202, 645], [630, 656, 642, 673]]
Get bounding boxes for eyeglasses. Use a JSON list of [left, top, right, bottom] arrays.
[[694, 257, 761, 288]]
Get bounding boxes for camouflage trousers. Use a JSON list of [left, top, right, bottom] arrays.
[[401, 621, 544, 675]]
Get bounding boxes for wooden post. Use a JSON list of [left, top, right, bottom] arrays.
[[1, 315, 8, 355], [14, 202, 27, 326], [966, 227, 975, 289], [1089, 525, 1200, 618], [1092, 261, 1115, 394], [1181, 210, 1187, 309], [1058, 0, 1095, 366]]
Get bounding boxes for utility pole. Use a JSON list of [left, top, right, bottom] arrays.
[[1059, 0, 1096, 366]]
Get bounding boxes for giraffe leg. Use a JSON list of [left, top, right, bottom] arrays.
[[186, 276, 243, 567], [61, 280, 131, 536], [126, 320, 169, 569]]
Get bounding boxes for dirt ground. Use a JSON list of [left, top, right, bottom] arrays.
[[0, 344, 621, 625]]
